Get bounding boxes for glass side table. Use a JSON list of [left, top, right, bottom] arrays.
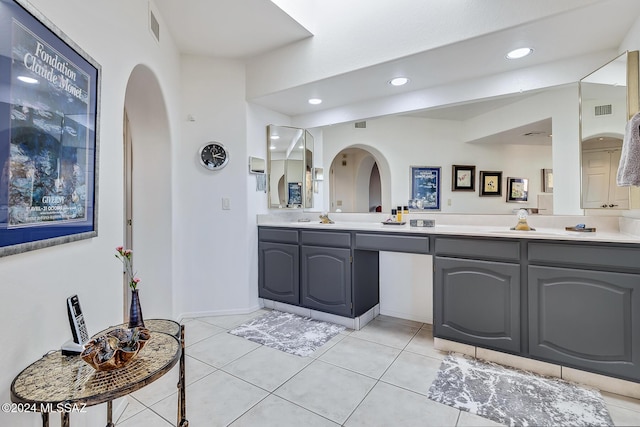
[[11, 320, 187, 427]]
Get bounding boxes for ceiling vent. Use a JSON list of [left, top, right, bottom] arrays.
[[149, 9, 160, 42], [355, 121, 367, 129], [595, 104, 612, 116]]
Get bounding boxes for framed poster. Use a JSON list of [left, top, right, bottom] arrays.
[[288, 182, 302, 206], [1, 0, 101, 257], [479, 171, 502, 197], [409, 166, 441, 210], [452, 165, 475, 191], [506, 177, 528, 202]]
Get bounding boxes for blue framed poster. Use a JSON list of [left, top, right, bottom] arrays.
[[409, 166, 441, 210], [288, 182, 302, 206], [0, 0, 101, 257]]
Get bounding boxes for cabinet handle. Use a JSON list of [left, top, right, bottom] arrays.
[[601, 204, 608, 208], [609, 204, 618, 208]]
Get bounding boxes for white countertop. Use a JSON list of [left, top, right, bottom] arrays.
[[257, 213, 640, 244]]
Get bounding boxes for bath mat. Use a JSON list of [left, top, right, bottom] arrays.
[[427, 354, 613, 427], [228, 310, 345, 357]]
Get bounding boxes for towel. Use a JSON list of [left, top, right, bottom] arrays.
[[617, 111, 640, 186]]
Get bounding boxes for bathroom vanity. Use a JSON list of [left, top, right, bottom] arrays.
[[257, 217, 640, 384]]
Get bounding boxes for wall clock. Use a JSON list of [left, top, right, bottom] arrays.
[[199, 142, 229, 170]]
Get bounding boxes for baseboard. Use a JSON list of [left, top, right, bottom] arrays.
[[177, 304, 262, 323]]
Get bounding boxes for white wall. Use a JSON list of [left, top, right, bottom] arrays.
[[0, 1, 182, 426], [174, 55, 256, 317]]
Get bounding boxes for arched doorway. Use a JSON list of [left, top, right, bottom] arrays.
[[123, 65, 172, 320], [329, 147, 385, 212]]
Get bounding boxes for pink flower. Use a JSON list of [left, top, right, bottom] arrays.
[[115, 246, 141, 290]]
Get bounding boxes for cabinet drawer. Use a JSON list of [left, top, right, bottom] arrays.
[[435, 237, 520, 261], [258, 227, 299, 244], [528, 242, 640, 272], [301, 230, 351, 248], [355, 233, 429, 253]]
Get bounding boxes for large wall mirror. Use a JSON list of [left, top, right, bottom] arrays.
[[267, 124, 314, 209], [580, 50, 640, 210]]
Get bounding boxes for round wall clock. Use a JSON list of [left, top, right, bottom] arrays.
[[199, 142, 229, 170]]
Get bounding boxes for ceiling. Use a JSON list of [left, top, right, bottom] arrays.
[[154, 0, 640, 131]]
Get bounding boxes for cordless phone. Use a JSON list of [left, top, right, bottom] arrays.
[[62, 295, 89, 355]]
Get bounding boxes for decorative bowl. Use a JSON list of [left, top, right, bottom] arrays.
[[81, 327, 151, 371]]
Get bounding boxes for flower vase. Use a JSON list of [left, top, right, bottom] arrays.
[[128, 289, 145, 329]]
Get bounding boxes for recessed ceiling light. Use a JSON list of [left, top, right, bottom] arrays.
[[506, 48, 533, 60], [270, 145, 276, 150], [271, 135, 280, 140], [308, 98, 322, 105], [17, 76, 38, 84], [389, 77, 409, 86]]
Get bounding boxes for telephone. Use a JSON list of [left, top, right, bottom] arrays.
[[62, 295, 89, 355]]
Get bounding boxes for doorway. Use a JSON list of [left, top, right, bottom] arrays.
[[122, 64, 173, 320], [329, 147, 382, 212]]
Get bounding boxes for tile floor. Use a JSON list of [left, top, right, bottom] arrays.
[[115, 310, 640, 426]]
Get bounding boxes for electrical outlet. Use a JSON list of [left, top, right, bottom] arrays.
[[222, 197, 231, 210], [447, 198, 452, 206]]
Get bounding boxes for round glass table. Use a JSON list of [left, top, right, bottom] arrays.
[[11, 319, 187, 427]]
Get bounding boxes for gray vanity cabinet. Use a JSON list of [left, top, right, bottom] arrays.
[[258, 228, 300, 305], [300, 230, 353, 317], [528, 242, 640, 381], [434, 237, 521, 353]]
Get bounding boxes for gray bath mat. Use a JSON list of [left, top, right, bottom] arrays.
[[427, 354, 613, 427], [228, 310, 345, 357]]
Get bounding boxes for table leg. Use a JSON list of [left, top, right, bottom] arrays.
[[61, 411, 69, 427], [177, 324, 188, 426], [41, 411, 49, 427], [106, 400, 114, 427]]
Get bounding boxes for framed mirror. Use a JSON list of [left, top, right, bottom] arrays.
[[267, 125, 313, 209], [579, 50, 639, 209]]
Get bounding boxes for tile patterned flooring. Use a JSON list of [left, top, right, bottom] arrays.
[[115, 310, 640, 426]]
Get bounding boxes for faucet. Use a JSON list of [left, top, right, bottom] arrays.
[[319, 213, 334, 224], [511, 209, 535, 231]]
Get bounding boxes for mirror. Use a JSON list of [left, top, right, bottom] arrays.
[[267, 125, 313, 209], [580, 50, 640, 209]]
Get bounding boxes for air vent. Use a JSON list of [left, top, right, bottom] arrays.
[[149, 9, 160, 42], [355, 121, 366, 129], [595, 104, 612, 116]]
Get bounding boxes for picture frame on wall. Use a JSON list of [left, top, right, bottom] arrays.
[[479, 171, 503, 197], [506, 177, 529, 202], [0, 0, 101, 257], [542, 168, 553, 193], [409, 166, 441, 210], [451, 165, 476, 191]]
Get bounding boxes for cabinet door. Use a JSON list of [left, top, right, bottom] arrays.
[[301, 245, 352, 317], [258, 242, 299, 305], [434, 257, 520, 352], [529, 266, 640, 381]]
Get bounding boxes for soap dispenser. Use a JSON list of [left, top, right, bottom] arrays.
[[512, 209, 535, 231]]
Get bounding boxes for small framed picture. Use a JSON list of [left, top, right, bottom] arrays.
[[542, 168, 553, 193], [507, 177, 529, 202], [479, 171, 503, 197], [452, 165, 476, 191]]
